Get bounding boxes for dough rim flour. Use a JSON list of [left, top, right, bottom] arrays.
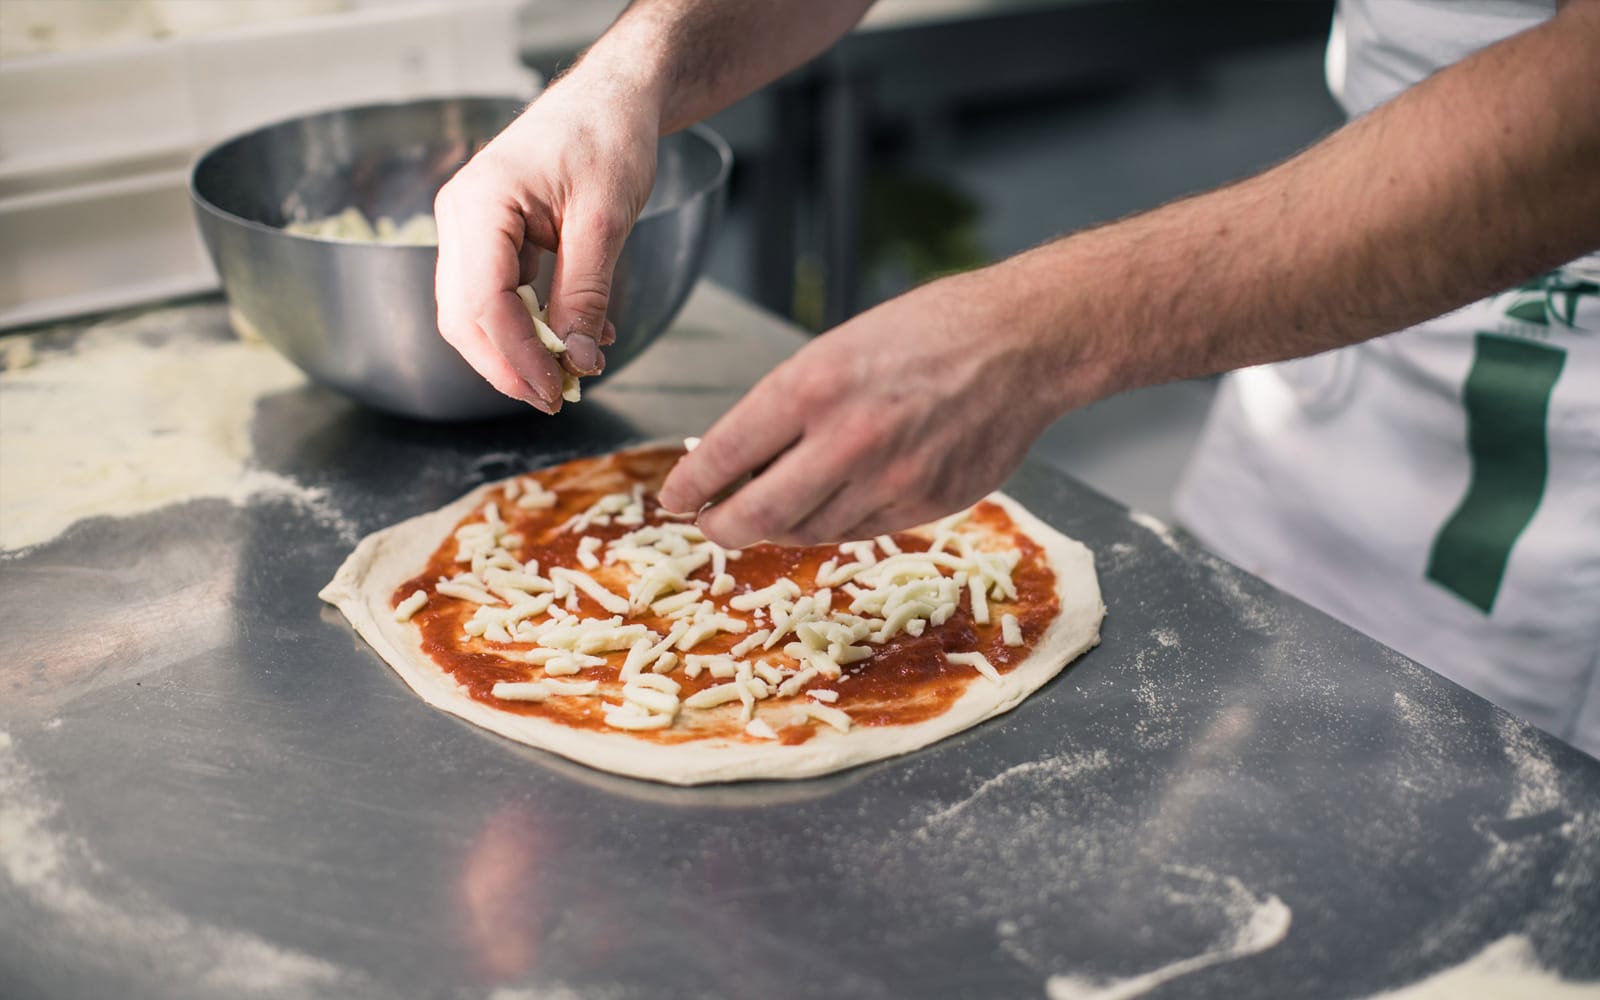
[[320, 456, 1105, 785]]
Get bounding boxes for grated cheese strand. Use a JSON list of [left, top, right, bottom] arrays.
[[394, 590, 428, 622], [729, 578, 801, 611], [491, 681, 548, 701], [745, 718, 779, 740], [577, 536, 602, 570], [729, 629, 772, 658], [436, 580, 500, 605], [805, 702, 853, 733], [946, 650, 1002, 684], [549, 567, 631, 615], [622, 684, 679, 715], [604, 709, 674, 731], [683, 682, 743, 709], [1001, 614, 1023, 647]]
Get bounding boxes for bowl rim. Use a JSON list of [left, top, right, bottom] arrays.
[[189, 93, 733, 248]]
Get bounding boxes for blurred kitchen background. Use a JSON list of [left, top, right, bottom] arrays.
[[1, 0, 1344, 520]]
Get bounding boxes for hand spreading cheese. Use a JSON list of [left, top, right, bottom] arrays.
[[514, 285, 583, 403]]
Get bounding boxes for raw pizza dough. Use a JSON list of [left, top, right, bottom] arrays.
[[320, 445, 1105, 784]]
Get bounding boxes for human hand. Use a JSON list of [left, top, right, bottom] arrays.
[[657, 266, 1076, 547], [434, 72, 659, 413]]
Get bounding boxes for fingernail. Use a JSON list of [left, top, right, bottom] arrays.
[[656, 488, 685, 513], [563, 333, 602, 375], [522, 380, 558, 414]]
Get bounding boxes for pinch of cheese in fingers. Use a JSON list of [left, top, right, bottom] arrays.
[[515, 284, 583, 403]]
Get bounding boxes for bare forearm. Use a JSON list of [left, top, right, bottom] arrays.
[[573, 0, 874, 133], [1011, 0, 1600, 405]]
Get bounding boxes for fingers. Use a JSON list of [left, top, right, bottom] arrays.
[[435, 175, 564, 410], [771, 485, 884, 547], [697, 439, 848, 549], [657, 379, 806, 514], [516, 240, 546, 286], [548, 199, 632, 377], [846, 506, 929, 541], [443, 316, 558, 415], [478, 291, 568, 409]]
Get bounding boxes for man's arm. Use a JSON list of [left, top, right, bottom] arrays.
[[660, 0, 1600, 547], [1015, 0, 1600, 400], [592, 0, 876, 133], [433, 0, 869, 411]]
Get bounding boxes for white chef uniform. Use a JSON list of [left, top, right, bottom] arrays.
[[1174, 0, 1600, 757]]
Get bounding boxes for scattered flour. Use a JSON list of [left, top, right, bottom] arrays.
[[1496, 714, 1564, 823], [1197, 552, 1278, 633], [231, 468, 356, 541], [896, 753, 1296, 1000], [1045, 866, 1293, 1000], [1129, 645, 1179, 749], [0, 730, 378, 998], [486, 986, 632, 1000], [487, 987, 612, 1000], [1361, 935, 1600, 999], [919, 750, 1112, 832], [1389, 691, 1458, 763], [1403, 708, 1594, 965], [1127, 510, 1181, 555], [1126, 509, 1278, 632], [0, 310, 316, 551]]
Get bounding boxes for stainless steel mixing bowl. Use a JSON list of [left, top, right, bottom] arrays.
[[191, 96, 730, 420]]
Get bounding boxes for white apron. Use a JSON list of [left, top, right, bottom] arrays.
[[1175, 0, 1600, 756]]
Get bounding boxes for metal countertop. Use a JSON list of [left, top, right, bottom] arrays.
[[2, 283, 1597, 999]]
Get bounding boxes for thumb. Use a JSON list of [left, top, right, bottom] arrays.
[[548, 202, 632, 376]]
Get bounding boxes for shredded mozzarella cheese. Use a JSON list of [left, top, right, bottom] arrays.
[[1001, 614, 1023, 647], [394, 590, 428, 622], [745, 718, 779, 740], [805, 702, 853, 732], [946, 650, 1001, 684]]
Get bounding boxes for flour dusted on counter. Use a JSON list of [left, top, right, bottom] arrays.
[[0, 307, 310, 551], [1045, 867, 1292, 1000], [1362, 936, 1598, 999], [0, 730, 376, 996]]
